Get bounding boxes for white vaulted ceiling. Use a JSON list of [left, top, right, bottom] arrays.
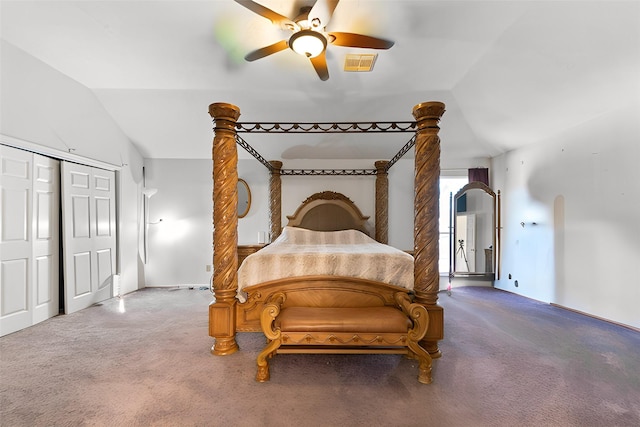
[[1, 0, 639, 163]]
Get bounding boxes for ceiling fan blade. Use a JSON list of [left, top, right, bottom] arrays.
[[310, 52, 329, 81], [328, 32, 394, 49], [244, 40, 289, 62], [308, 0, 340, 30], [234, 0, 298, 30]]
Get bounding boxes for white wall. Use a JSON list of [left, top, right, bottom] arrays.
[[237, 159, 272, 245], [143, 159, 214, 286], [143, 157, 415, 285], [1, 40, 144, 295], [492, 104, 640, 329], [117, 154, 145, 295], [143, 152, 491, 288]]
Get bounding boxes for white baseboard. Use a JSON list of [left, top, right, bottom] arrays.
[[145, 284, 208, 289]]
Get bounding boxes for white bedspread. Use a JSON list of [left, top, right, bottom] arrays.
[[236, 227, 414, 302]]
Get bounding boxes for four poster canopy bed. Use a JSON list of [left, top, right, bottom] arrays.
[[208, 102, 446, 383]]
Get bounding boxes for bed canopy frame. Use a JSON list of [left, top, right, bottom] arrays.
[[208, 101, 446, 359]]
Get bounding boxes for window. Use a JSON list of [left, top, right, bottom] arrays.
[[438, 176, 468, 274]]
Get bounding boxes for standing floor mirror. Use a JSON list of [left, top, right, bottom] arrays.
[[452, 181, 498, 279]]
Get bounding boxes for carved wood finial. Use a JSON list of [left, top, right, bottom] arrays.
[[209, 103, 241, 124], [412, 102, 446, 128]]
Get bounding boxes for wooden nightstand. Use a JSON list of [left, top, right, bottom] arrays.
[[237, 244, 266, 269]]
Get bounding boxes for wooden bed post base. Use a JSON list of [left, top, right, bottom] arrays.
[[421, 305, 444, 358], [209, 289, 239, 355]]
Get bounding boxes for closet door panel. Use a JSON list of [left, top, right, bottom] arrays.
[[1, 259, 29, 315], [71, 195, 91, 238], [72, 252, 92, 296], [35, 256, 53, 305], [96, 248, 113, 294], [95, 197, 111, 236], [3, 189, 28, 242]]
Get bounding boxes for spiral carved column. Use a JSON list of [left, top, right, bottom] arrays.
[[412, 101, 446, 358], [269, 160, 283, 242], [208, 102, 240, 356], [374, 160, 389, 244]]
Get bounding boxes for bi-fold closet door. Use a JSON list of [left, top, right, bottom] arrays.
[[1, 145, 116, 337], [1, 146, 60, 336]]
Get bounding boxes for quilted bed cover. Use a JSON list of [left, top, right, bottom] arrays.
[[236, 227, 414, 302]]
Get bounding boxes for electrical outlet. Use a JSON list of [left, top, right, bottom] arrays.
[[206, 265, 212, 272]]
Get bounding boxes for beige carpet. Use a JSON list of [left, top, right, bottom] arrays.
[[1, 286, 639, 426]]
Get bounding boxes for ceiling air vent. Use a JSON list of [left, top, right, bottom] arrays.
[[344, 54, 378, 72]]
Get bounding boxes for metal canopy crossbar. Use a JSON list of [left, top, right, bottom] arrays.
[[236, 135, 273, 170], [235, 122, 416, 134], [281, 169, 376, 176], [236, 130, 416, 176], [385, 135, 416, 172]]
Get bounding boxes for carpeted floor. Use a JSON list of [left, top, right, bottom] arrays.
[[1, 286, 639, 426]]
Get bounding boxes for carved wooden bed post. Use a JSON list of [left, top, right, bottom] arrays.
[[208, 102, 240, 356], [269, 160, 283, 242], [374, 160, 389, 244], [412, 101, 446, 358]]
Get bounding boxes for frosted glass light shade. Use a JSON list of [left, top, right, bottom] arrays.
[[290, 30, 326, 58]]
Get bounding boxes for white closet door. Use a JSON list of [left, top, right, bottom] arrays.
[[32, 155, 60, 324], [1, 146, 60, 336], [62, 162, 116, 314], [1, 147, 33, 335]]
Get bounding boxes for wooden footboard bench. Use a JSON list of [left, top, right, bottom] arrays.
[[255, 288, 433, 384]]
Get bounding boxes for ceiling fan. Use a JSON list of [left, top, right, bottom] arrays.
[[234, 0, 394, 81]]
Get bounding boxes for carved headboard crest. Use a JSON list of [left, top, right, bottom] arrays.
[[287, 191, 371, 235], [301, 191, 354, 204]]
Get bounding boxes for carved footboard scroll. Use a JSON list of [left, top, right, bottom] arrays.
[[256, 292, 286, 382], [394, 293, 432, 384]]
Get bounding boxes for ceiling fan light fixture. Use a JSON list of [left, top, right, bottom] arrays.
[[289, 30, 326, 58]]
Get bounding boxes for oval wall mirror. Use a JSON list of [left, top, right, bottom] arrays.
[[453, 181, 496, 279], [238, 178, 251, 218]]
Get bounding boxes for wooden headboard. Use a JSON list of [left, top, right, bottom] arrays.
[[286, 191, 370, 235]]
